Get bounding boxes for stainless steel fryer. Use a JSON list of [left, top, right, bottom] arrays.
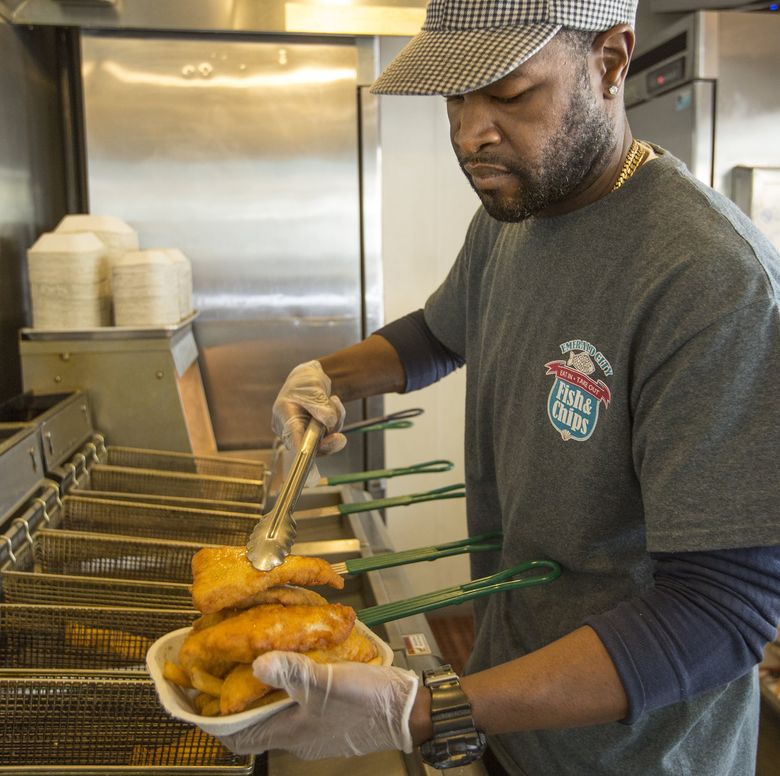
[[0, 441, 485, 776]]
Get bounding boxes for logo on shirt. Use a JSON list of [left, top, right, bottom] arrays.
[[545, 339, 613, 442]]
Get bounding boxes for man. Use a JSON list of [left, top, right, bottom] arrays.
[[222, 1, 780, 773]]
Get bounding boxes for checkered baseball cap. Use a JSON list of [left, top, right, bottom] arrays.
[[371, 0, 637, 96]]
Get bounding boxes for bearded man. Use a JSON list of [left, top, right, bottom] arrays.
[[221, 2, 780, 774]]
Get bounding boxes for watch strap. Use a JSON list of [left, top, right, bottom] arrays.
[[419, 664, 487, 770]]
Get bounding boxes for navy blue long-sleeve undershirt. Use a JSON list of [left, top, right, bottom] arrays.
[[375, 309, 780, 723]]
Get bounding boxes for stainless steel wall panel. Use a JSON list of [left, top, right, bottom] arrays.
[[81, 33, 366, 458], [627, 81, 715, 185], [712, 12, 780, 196]]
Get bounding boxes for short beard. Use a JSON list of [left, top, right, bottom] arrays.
[[460, 65, 618, 222]]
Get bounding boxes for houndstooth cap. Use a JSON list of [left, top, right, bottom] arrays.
[[371, 0, 637, 96]]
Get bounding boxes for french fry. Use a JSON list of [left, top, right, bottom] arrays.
[[190, 666, 224, 697], [220, 663, 272, 715], [200, 696, 222, 716], [162, 660, 192, 689], [246, 689, 289, 710], [192, 691, 218, 714]]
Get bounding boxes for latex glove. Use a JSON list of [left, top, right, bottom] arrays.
[[271, 360, 347, 454], [219, 651, 419, 759]]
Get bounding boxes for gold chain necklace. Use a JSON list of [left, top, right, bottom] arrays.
[[612, 139, 652, 191]]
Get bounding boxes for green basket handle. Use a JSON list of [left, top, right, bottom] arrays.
[[337, 483, 465, 515], [341, 408, 424, 434], [325, 459, 454, 486], [343, 531, 502, 575], [358, 559, 561, 627]]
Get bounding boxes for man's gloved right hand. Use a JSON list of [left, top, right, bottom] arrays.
[[271, 360, 347, 454]]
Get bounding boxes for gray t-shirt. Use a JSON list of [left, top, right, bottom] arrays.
[[424, 151, 780, 776]]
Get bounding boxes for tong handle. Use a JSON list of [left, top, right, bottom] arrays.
[[341, 408, 424, 434], [271, 418, 324, 524], [343, 531, 502, 575], [357, 559, 561, 627], [246, 418, 324, 570], [337, 482, 465, 515], [326, 459, 454, 486]]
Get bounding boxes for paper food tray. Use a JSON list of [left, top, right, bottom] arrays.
[[147, 620, 394, 736]]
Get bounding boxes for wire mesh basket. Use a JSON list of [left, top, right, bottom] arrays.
[[87, 464, 265, 503], [72, 489, 263, 514], [33, 529, 202, 582], [0, 670, 252, 772], [60, 495, 257, 545], [0, 603, 196, 669], [103, 445, 266, 480], [0, 527, 194, 613], [3, 566, 194, 609]]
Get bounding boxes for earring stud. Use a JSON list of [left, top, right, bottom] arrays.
[[608, 84, 619, 96]]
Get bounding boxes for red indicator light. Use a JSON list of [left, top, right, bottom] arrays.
[[656, 74, 666, 85]]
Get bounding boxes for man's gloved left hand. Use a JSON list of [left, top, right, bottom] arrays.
[[271, 360, 347, 454], [218, 651, 420, 759]]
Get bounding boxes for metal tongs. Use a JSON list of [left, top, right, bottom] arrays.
[[246, 417, 324, 570]]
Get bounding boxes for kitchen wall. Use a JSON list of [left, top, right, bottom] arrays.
[[377, 37, 478, 595], [0, 19, 69, 403]]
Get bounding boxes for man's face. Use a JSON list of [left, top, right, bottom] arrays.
[[446, 35, 617, 221]]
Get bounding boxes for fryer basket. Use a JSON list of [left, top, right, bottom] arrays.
[[61, 495, 257, 545], [0, 670, 252, 772], [88, 464, 265, 503], [0, 603, 196, 669], [104, 445, 265, 479]]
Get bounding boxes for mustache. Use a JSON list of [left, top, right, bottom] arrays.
[[458, 153, 513, 169]]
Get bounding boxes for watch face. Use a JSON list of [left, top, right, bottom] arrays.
[[420, 732, 487, 769], [420, 667, 486, 769]]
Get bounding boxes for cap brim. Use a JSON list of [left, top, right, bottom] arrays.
[[371, 24, 560, 96]]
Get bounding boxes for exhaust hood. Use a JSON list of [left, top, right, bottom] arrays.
[[0, 0, 428, 35]]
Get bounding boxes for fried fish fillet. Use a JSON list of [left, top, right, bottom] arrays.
[[191, 586, 328, 632], [191, 548, 343, 613], [305, 626, 378, 664], [218, 627, 379, 714], [178, 603, 355, 674], [64, 622, 152, 661], [130, 727, 225, 765]]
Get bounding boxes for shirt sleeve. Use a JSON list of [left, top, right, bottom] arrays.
[[633, 297, 780, 552], [585, 544, 780, 724], [374, 309, 465, 393]]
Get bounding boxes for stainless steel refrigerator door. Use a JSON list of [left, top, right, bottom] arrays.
[[80, 33, 365, 454], [627, 80, 715, 186]]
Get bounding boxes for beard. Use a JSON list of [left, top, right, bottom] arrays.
[[458, 68, 618, 222]]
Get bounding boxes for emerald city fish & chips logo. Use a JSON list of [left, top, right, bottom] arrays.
[[545, 340, 613, 442]]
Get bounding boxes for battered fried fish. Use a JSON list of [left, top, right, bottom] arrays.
[[178, 603, 355, 674], [130, 727, 226, 765], [191, 548, 343, 613], [191, 586, 328, 632], [218, 627, 378, 714], [64, 622, 152, 661]]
